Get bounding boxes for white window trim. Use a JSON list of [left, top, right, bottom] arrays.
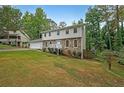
[[65, 39, 70, 48], [73, 39, 78, 48], [44, 33, 46, 37], [66, 29, 69, 34], [57, 31, 60, 35], [74, 28, 77, 33]]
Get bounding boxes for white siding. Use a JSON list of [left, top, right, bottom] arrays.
[[42, 27, 83, 40], [30, 42, 42, 49]]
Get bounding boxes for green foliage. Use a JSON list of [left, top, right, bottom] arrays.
[[0, 5, 22, 33], [85, 5, 124, 52], [22, 8, 50, 39], [118, 47, 124, 65]]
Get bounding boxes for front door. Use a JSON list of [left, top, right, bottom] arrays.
[[56, 40, 62, 49]]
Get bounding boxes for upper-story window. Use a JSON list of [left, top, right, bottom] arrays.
[[74, 28, 77, 33], [44, 33, 46, 37], [9, 36, 17, 39], [49, 32, 51, 36], [57, 31, 60, 35], [66, 29, 69, 34], [40, 34, 42, 38], [18, 36, 21, 39]]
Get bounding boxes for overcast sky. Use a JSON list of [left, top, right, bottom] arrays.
[[15, 5, 90, 26]]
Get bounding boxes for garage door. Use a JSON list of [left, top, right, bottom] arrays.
[[30, 42, 42, 49]]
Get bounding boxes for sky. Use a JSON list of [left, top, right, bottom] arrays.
[[15, 5, 90, 26]]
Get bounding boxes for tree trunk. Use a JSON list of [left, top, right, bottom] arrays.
[[121, 21, 124, 44], [116, 5, 123, 48], [106, 21, 112, 50]]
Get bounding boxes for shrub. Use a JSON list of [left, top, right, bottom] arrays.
[[72, 51, 76, 57], [83, 50, 94, 59], [54, 48, 58, 54], [67, 50, 71, 55], [59, 49, 63, 55], [76, 51, 81, 58], [118, 47, 124, 65], [42, 48, 46, 52]]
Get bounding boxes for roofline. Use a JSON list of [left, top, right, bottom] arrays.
[[18, 30, 30, 39], [29, 39, 42, 43], [40, 24, 85, 34]]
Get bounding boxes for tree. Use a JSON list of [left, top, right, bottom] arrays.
[[47, 19, 57, 30], [21, 11, 34, 39], [85, 6, 104, 51], [85, 5, 124, 52], [0, 5, 22, 33], [78, 19, 83, 24], [59, 21, 67, 28], [22, 8, 50, 39], [72, 20, 77, 25]]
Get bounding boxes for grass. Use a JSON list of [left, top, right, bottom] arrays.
[[0, 50, 124, 86], [0, 44, 15, 49]]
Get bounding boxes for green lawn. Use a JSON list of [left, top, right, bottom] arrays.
[[0, 44, 15, 49], [0, 50, 124, 87]]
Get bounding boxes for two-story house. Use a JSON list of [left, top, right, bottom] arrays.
[[0, 30, 30, 48], [30, 24, 85, 58]]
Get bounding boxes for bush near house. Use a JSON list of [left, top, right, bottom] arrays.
[[42, 48, 46, 52], [47, 48, 82, 59], [0, 44, 15, 49], [83, 50, 95, 59], [118, 47, 124, 65]]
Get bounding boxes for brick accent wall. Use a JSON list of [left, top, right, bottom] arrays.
[[42, 37, 82, 56]]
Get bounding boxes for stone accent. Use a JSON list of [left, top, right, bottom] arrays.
[[42, 37, 82, 57]]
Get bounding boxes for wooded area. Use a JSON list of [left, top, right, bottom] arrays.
[[85, 5, 124, 51]]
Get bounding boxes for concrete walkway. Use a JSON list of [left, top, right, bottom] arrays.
[[0, 48, 32, 52]]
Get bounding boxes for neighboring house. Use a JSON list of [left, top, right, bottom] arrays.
[[0, 30, 30, 48], [30, 24, 86, 59]]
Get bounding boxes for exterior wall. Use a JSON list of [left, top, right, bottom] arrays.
[[40, 25, 85, 58], [0, 31, 30, 48], [42, 27, 83, 40], [42, 37, 81, 54], [30, 42, 43, 49]]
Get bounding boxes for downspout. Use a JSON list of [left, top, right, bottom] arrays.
[[81, 24, 86, 59]]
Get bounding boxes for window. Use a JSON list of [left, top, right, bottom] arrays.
[[18, 36, 21, 39], [65, 40, 69, 47], [9, 36, 17, 39], [50, 41, 52, 44], [74, 39, 78, 47], [66, 29, 69, 34], [44, 33, 46, 37], [49, 32, 51, 36], [57, 31, 60, 35], [40, 34, 42, 38], [74, 28, 77, 33]]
